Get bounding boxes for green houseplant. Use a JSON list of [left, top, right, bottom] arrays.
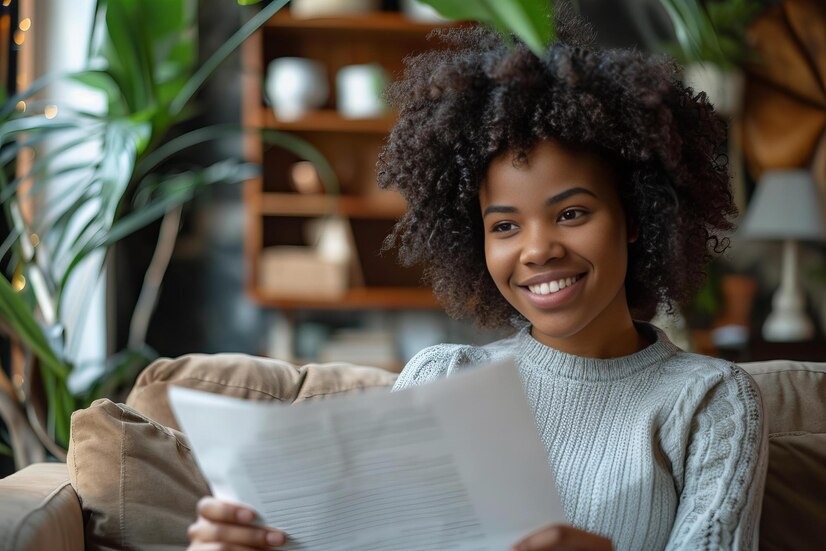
[[419, 0, 555, 56], [658, 0, 763, 116], [0, 0, 334, 467]]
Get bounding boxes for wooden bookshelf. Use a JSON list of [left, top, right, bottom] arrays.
[[266, 10, 439, 34], [262, 108, 396, 134], [250, 286, 439, 310], [242, 8, 454, 309]]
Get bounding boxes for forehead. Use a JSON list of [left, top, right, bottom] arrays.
[[481, 140, 617, 200]]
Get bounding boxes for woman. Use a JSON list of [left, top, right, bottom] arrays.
[[188, 15, 766, 551]]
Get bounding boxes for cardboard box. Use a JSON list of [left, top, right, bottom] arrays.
[[259, 247, 348, 299]]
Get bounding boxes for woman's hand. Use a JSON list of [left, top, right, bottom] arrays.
[[187, 496, 287, 550], [511, 524, 613, 551]]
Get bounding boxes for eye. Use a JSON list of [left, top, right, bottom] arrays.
[[557, 208, 588, 222], [491, 221, 517, 233]]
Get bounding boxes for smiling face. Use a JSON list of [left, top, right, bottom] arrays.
[[480, 139, 642, 357]]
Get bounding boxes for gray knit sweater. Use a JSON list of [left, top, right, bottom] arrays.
[[393, 323, 767, 551]]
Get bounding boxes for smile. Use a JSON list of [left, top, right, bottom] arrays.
[[527, 274, 582, 296]]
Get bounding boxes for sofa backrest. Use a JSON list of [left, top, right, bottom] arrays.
[[739, 360, 826, 551], [66, 354, 825, 551], [125, 352, 399, 430], [68, 354, 398, 550]]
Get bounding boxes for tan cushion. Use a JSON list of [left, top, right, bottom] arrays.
[[739, 361, 826, 551], [0, 463, 83, 551], [68, 399, 209, 550], [741, 361, 826, 434], [69, 354, 397, 550], [125, 353, 398, 430]]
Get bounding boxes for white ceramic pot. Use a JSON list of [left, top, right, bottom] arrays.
[[336, 63, 388, 119], [290, 0, 379, 18], [266, 57, 329, 121], [683, 63, 744, 117], [401, 0, 448, 23]]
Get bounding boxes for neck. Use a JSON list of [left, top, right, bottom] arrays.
[[530, 292, 650, 359], [533, 321, 647, 359]]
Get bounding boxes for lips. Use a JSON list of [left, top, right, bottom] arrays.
[[519, 272, 586, 308]]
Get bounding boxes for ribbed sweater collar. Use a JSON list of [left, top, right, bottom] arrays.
[[515, 322, 680, 382]]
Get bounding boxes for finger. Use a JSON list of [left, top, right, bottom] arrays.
[[511, 524, 564, 550], [196, 496, 258, 524], [188, 519, 286, 549], [513, 525, 613, 551]]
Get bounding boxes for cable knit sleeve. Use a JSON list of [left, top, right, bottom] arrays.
[[666, 365, 768, 550]]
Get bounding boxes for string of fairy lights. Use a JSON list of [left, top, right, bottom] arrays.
[[2, 0, 60, 294], [3, 0, 58, 118]]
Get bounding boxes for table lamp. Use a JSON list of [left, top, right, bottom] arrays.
[[740, 170, 826, 341]]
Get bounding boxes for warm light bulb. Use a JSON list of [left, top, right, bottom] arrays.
[[16, 100, 26, 112], [13, 29, 24, 45], [19, 17, 31, 31], [2, 1, 12, 7], [44, 105, 58, 119]]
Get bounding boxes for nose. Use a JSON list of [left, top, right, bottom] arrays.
[[519, 223, 565, 266]]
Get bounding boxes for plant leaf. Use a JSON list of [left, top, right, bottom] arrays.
[[0, 276, 70, 379], [418, 0, 554, 56], [134, 124, 245, 181], [658, 0, 730, 66], [170, 0, 290, 115], [69, 70, 129, 116], [81, 161, 258, 256]]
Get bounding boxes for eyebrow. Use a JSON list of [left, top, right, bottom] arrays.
[[482, 187, 597, 217]]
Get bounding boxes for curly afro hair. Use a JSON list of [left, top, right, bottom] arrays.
[[377, 15, 736, 328]]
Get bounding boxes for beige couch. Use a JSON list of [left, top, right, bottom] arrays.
[[0, 355, 824, 551]]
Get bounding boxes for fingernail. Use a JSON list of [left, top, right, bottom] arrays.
[[267, 531, 285, 546], [236, 509, 254, 522]]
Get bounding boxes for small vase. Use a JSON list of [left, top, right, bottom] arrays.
[[711, 274, 758, 350], [290, 0, 380, 18], [266, 57, 329, 121], [715, 275, 758, 329]]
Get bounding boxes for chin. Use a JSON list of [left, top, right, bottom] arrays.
[[525, 313, 592, 343]]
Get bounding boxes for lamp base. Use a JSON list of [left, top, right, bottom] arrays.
[[762, 240, 815, 342], [762, 312, 815, 342]]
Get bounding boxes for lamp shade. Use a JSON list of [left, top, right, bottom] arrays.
[[739, 170, 826, 241]]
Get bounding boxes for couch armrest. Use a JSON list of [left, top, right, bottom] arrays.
[[0, 463, 84, 551]]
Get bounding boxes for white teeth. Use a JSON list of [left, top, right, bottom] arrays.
[[528, 275, 580, 295]]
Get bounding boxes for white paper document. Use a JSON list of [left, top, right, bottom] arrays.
[[169, 359, 564, 550]]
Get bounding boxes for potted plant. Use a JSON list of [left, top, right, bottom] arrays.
[[658, 0, 763, 116], [0, 0, 335, 468]]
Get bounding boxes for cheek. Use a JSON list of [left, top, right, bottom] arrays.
[[577, 220, 629, 272], [593, 234, 629, 276], [484, 238, 513, 284]]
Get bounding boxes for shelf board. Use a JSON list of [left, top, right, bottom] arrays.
[[261, 108, 395, 133], [249, 286, 439, 310], [267, 10, 446, 34], [258, 192, 407, 218]]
